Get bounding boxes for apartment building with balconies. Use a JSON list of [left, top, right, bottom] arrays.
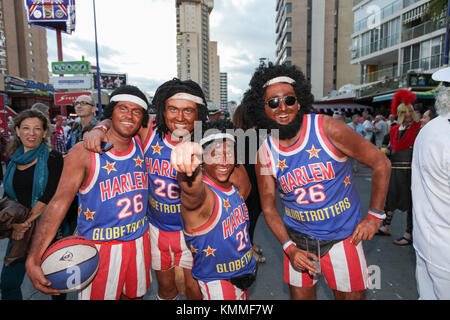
[[351, 0, 446, 101]]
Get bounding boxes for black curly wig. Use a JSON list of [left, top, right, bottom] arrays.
[[243, 63, 314, 139], [102, 85, 150, 127], [152, 78, 209, 140]]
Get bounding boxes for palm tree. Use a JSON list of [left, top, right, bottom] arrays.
[[422, 0, 448, 22]]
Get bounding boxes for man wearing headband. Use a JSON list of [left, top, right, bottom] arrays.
[[376, 89, 420, 246], [170, 119, 256, 300], [26, 86, 152, 300], [245, 63, 391, 300], [83, 78, 251, 300]]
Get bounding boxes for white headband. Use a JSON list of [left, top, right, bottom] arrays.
[[110, 94, 148, 110], [263, 76, 296, 88], [168, 93, 205, 106], [200, 133, 235, 146]]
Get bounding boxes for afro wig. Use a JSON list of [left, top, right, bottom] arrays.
[[152, 78, 209, 139], [243, 62, 314, 131]]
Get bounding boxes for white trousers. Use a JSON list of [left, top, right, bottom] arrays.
[[416, 252, 450, 300]]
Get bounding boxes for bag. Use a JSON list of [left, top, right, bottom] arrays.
[[229, 265, 258, 291], [286, 227, 343, 258], [0, 196, 34, 266]]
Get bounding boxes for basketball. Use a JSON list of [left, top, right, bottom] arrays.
[[41, 236, 99, 293]]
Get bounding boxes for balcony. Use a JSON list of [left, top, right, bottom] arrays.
[[353, 32, 400, 59], [353, 0, 402, 33], [401, 53, 444, 74], [402, 18, 446, 42]]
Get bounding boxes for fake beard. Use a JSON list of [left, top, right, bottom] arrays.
[[258, 111, 304, 140]]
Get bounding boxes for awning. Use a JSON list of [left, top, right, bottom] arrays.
[[312, 103, 373, 112], [372, 90, 437, 103]]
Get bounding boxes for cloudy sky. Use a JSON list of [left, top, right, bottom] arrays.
[[46, 0, 276, 103]]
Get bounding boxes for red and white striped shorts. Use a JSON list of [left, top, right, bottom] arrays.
[[198, 279, 249, 300], [149, 222, 193, 270], [79, 229, 152, 300], [284, 237, 370, 292]]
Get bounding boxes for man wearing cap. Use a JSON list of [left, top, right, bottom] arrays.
[[412, 68, 450, 299], [244, 63, 391, 300], [26, 86, 152, 300], [83, 78, 250, 300], [67, 95, 98, 150]]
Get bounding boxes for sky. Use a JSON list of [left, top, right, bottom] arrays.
[[46, 0, 277, 104]]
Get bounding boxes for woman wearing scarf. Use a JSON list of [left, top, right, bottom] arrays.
[[0, 109, 64, 300]]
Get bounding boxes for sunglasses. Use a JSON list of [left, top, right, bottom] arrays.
[[265, 96, 297, 109], [74, 101, 94, 106]]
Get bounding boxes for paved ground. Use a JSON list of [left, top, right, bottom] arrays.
[[0, 162, 419, 300]]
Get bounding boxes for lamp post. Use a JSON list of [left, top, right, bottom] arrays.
[[93, 0, 103, 117]]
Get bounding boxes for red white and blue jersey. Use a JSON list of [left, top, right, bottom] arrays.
[[183, 175, 256, 283], [77, 137, 149, 242], [143, 127, 182, 232], [259, 114, 361, 240]]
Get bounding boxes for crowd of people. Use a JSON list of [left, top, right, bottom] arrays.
[[0, 62, 448, 301]]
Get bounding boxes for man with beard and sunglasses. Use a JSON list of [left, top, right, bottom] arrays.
[[244, 63, 391, 300]]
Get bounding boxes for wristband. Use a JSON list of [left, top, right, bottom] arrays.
[[93, 124, 108, 134], [368, 208, 386, 221], [283, 240, 296, 253]]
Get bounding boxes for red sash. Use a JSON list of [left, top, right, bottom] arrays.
[[389, 122, 420, 152]]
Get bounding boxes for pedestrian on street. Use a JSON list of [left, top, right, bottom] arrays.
[[412, 70, 450, 299], [0, 109, 65, 300], [83, 78, 251, 300], [170, 119, 257, 300], [245, 63, 391, 300], [377, 89, 420, 246], [26, 86, 152, 300]]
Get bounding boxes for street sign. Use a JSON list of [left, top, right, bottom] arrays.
[[52, 61, 91, 74], [51, 76, 92, 90], [54, 92, 91, 105]]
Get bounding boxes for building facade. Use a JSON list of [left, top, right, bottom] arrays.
[[220, 72, 227, 107], [176, 0, 217, 103], [1, 0, 48, 83], [351, 0, 446, 101]]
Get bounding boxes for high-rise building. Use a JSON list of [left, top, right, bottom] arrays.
[[176, 0, 216, 102], [1, 0, 48, 83], [220, 72, 227, 107], [350, 0, 446, 103], [275, 0, 359, 99], [209, 41, 220, 107]]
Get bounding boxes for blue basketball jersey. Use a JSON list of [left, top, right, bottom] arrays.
[[183, 175, 256, 283], [77, 137, 149, 242], [259, 114, 361, 240], [143, 128, 183, 232]]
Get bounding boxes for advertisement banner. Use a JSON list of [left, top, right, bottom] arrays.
[[24, 0, 76, 34], [93, 72, 127, 90], [51, 76, 92, 90], [54, 92, 91, 105]]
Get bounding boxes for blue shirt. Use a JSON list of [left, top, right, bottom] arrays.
[[259, 114, 362, 240], [77, 137, 149, 242], [183, 175, 256, 282]]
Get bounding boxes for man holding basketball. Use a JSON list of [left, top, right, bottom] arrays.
[[26, 86, 152, 300]]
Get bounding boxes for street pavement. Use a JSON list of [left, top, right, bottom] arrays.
[[0, 161, 418, 300]]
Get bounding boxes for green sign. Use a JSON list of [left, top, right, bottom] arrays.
[[52, 61, 91, 74]]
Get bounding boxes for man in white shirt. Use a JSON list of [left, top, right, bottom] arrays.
[[362, 113, 374, 142], [412, 69, 450, 299]]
